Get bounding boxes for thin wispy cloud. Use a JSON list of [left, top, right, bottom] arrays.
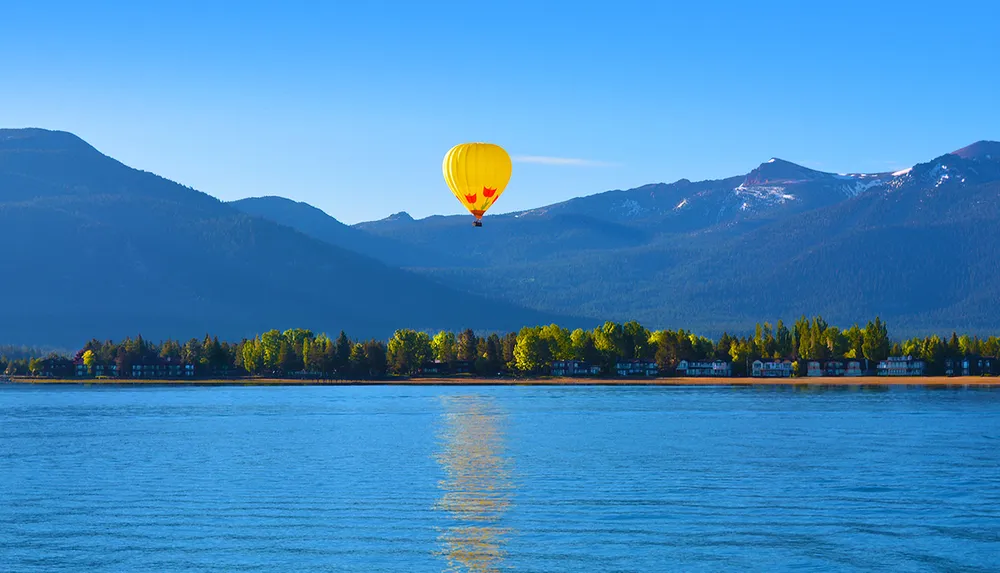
[[512, 155, 619, 167]]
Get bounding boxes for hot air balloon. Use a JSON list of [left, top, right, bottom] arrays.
[[442, 142, 512, 227]]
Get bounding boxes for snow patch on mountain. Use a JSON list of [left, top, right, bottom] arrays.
[[842, 178, 887, 197], [734, 182, 795, 203]]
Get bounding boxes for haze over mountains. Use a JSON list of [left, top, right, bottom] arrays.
[[2, 127, 998, 346]]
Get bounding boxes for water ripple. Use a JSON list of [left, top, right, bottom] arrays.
[[1, 385, 999, 571]]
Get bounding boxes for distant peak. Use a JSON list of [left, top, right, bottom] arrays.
[[0, 128, 96, 153], [235, 195, 320, 210], [950, 140, 1000, 161], [385, 211, 413, 222], [743, 157, 826, 185], [234, 195, 293, 204]]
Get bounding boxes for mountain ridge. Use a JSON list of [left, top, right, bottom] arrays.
[[339, 140, 1000, 336], [0, 128, 581, 346], [6, 127, 999, 344]]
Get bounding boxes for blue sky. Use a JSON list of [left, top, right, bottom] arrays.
[[2, 1, 998, 223]]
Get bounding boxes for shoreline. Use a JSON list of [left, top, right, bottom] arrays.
[[5, 376, 1000, 387]]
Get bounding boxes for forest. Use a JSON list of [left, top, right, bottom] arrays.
[[3, 316, 999, 379]]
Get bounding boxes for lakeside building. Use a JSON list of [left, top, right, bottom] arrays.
[[73, 357, 195, 378], [806, 359, 871, 377], [551, 360, 601, 377], [751, 359, 793, 378], [944, 356, 996, 376], [615, 359, 659, 377], [419, 360, 474, 376], [676, 360, 732, 377], [877, 356, 925, 376], [73, 360, 119, 377], [131, 358, 195, 379]]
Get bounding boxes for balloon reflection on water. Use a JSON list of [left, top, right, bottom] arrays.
[[433, 395, 515, 572]]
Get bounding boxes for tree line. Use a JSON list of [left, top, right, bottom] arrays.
[[5, 316, 1000, 379]]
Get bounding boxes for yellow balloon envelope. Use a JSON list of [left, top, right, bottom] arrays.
[[442, 143, 512, 226]]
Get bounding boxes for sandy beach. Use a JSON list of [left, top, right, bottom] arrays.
[[7, 376, 1000, 386]]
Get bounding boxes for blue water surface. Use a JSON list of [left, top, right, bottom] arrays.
[[1, 384, 999, 572]]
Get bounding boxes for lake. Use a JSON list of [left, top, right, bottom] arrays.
[[1, 384, 999, 572]]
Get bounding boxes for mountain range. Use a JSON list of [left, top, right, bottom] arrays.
[[238, 140, 1000, 338], [2, 127, 998, 346], [0, 128, 571, 346]]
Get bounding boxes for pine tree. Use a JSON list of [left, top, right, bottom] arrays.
[[456, 329, 478, 362]]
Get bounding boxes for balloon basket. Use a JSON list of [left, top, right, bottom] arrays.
[[473, 220, 483, 227]]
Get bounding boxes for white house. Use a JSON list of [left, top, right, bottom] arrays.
[[676, 360, 732, 377]]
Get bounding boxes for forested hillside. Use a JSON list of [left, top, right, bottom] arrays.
[[0, 129, 574, 346]]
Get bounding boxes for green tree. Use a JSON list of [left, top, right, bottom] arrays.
[[540, 324, 573, 360], [809, 319, 827, 360], [623, 321, 652, 360], [958, 334, 976, 357], [182, 338, 203, 367], [302, 338, 314, 373], [282, 328, 314, 350], [729, 339, 752, 376], [348, 343, 367, 378], [278, 340, 298, 374], [501, 333, 518, 371], [387, 329, 432, 375], [456, 329, 478, 362], [594, 322, 625, 357], [843, 325, 864, 359], [774, 321, 793, 358], [241, 338, 263, 374], [259, 330, 282, 371], [948, 332, 961, 358], [862, 317, 890, 361], [431, 331, 457, 363], [715, 332, 734, 361], [825, 326, 849, 359], [333, 331, 352, 376], [160, 340, 182, 360], [982, 336, 1000, 359], [483, 333, 504, 373], [921, 335, 947, 375], [513, 330, 544, 374], [363, 340, 388, 378]]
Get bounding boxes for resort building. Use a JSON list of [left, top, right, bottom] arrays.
[[806, 359, 871, 377], [944, 356, 995, 377], [676, 360, 731, 377], [615, 359, 659, 377], [806, 360, 825, 377], [751, 359, 793, 378], [877, 356, 925, 376], [551, 360, 601, 377], [74, 361, 119, 377], [131, 358, 195, 379], [845, 359, 870, 376]]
